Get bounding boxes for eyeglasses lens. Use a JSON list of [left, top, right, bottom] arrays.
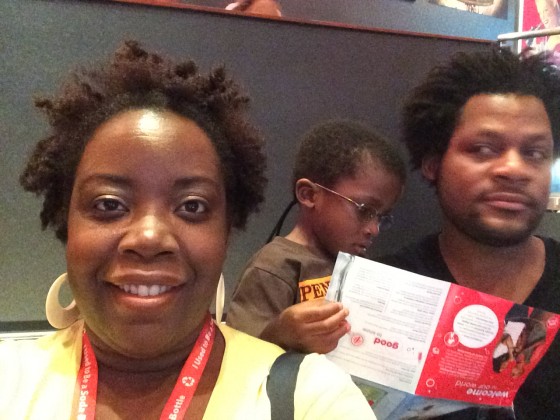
[[358, 206, 393, 231]]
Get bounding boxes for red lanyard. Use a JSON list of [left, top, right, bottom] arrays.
[[75, 314, 216, 420]]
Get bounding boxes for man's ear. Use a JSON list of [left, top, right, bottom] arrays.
[[294, 178, 317, 209], [421, 155, 441, 182]]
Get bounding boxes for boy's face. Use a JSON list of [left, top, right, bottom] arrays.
[[311, 155, 403, 259], [425, 94, 553, 247]]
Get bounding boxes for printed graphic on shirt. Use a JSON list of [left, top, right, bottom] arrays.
[[299, 276, 331, 302]]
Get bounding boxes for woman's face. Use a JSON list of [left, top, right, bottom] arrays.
[[66, 109, 229, 359], [536, 0, 559, 28]]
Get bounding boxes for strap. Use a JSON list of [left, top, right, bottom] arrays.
[[267, 351, 306, 420], [265, 199, 297, 244]]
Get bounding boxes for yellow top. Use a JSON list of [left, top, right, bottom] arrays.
[[0, 321, 375, 419]]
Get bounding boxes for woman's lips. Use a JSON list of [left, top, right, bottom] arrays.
[[110, 269, 183, 284], [118, 284, 174, 297], [107, 268, 185, 298]]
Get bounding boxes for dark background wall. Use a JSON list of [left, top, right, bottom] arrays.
[[181, 0, 515, 40], [2, 0, 558, 325]]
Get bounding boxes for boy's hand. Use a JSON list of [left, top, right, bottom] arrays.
[[260, 299, 350, 354]]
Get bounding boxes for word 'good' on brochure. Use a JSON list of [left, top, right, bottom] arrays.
[[326, 253, 560, 418]]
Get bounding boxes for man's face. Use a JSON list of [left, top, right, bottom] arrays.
[[425, 94, 553, 247]]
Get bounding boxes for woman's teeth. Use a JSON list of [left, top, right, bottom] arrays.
[[118, 284, 172, 297]]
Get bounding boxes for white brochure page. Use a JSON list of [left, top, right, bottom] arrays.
[[326, 253, 451, 394]]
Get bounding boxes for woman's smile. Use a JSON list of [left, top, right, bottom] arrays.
[[66, 109, 229, 357], [118, 283, 174, 297]]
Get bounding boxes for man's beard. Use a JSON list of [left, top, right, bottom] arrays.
[[442, 205, 544, 247]]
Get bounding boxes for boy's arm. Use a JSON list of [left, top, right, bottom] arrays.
[[260, 299, 350, 354], [227, 266, 297, 337]]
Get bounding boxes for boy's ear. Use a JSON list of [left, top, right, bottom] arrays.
[[421, 155, 441, 182], [294, 178, 317, 208]]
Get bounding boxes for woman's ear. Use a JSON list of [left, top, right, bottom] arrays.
[[294, 178, 317, 209], [421, 155, 441, 183]]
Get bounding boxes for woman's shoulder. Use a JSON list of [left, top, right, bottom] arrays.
[[212, 324, 375, 419], [295, 353, 376, 419], [0, 322, 82, 418], [0, 321, 82, 378], [220, 323, 284, 360]]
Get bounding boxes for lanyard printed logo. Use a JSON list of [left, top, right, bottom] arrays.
[[75, 314, 216, 420]]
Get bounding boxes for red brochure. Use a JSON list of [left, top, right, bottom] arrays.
[[326, 253, 559, 416]]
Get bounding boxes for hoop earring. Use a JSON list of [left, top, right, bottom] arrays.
[[215, 273, 225, 324], [45, 273, 80, 329]]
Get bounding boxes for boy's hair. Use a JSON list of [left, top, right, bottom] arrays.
[[292, 120, 406, 191], [20, 40, 266, 242], [402, 47, 560, 171]]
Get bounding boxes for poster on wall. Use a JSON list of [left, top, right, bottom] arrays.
[[429, 0, 508, 19], [111, 0, 283, 18], [520, 0, 560, 64]]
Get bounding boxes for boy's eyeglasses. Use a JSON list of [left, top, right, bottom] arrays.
[[313, 182, 394, 231]]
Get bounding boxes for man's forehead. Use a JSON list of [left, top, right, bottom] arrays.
[[453, 94, 553, 140]]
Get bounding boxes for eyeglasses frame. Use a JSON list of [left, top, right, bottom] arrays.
[[312, 182, 394, 231]]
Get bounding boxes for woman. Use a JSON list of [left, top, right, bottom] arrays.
[[531, 0, 560, 63], [0, 41, 374, 419]]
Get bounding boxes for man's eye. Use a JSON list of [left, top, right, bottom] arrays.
[[93, 197, 126, 213], [473, 145, 496, 157], [524, 149, 549, 161]]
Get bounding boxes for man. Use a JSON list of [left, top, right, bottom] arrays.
[[379, 48, 560, 419]]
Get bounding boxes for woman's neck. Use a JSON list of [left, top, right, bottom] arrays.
[[80, 323, 225, 420]]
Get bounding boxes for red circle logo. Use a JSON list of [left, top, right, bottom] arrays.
[[351, 334, 364, 346]]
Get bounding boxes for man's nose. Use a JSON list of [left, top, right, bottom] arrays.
[[493, 150, 531, 182]]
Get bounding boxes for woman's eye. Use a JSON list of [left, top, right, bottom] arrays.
[[93, 197, 126, 213], [178, 199, 208, 215]]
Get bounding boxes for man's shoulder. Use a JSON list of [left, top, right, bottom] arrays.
[[525, 236, 560, 311], [538, 235, 560, 286], [540, 236, 560, 256]]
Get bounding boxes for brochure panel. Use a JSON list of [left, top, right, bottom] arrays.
[[326, 253, 560, 410]]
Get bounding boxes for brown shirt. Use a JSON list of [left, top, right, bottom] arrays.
[[227, 237, 334, 337]]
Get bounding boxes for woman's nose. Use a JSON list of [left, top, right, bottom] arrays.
[[118, 213, 179, 260]]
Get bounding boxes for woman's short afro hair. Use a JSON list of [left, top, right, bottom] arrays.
[[20, 40, 267, 241]]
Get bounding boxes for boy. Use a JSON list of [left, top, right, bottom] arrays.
[[227, 120, 406, 353]]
